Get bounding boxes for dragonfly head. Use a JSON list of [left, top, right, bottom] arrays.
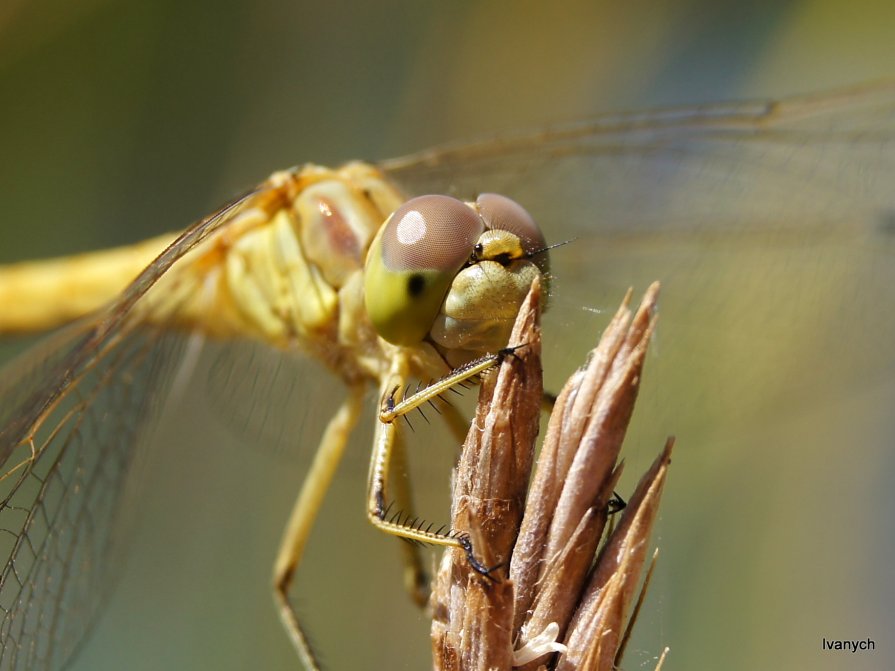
[[364, 193, 549, 359]]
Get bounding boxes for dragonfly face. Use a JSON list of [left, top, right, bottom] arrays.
[[0, 82, 894, 670], [364, 193, 548, 363]]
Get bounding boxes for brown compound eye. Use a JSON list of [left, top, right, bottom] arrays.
[[476, 193, 549, 274], [379, 195, 484, 272], [364, 195, 485, 346]]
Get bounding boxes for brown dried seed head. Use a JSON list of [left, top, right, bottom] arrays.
[[431, 280, 671, 671]]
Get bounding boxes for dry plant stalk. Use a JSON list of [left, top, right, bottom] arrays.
[[431, 278, 673, 671]]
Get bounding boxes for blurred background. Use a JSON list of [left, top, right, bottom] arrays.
[[1, 1, 894, 670]]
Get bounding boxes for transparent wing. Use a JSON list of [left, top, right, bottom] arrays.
[[381, 81, 895, 441], [0, 324, 188, 670], [382, 81, 895, 237], [0, 327, 95, 436], [0, 186, 261, 463], [201, 337, 347, 461], [0, 187, 266, 671]]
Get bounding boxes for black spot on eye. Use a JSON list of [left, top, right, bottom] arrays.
[[407, 273, 426, 297]]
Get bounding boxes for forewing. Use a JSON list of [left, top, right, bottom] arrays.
[[381, 81, 895, 238], [0, 186, 266, 670], [381, 82, 895, 439], [0, 324, 188, 670]]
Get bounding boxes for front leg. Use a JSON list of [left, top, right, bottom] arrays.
[[365, 352, 517, 572]]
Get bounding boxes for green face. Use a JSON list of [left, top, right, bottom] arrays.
[[363, 193, 548, 354]]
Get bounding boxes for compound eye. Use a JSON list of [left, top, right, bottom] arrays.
[[380, 195, 484, 272], [364, 195, 484, 346], [476, 193, 549, 273]]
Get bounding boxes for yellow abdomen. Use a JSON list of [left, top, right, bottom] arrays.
[[0, 233, 176, 333]]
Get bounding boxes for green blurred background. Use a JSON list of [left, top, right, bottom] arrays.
[[1, 1, 894, 670]]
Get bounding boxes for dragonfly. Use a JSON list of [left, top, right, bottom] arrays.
[[0, 80, 894, 670]]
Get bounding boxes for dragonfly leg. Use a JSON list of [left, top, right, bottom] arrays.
[[389, 399, 471, 607], [273, 384, 366, 670], [387, 428, 430, 607], [366, 350, 517, 568], [379, 347, 518, 424]]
